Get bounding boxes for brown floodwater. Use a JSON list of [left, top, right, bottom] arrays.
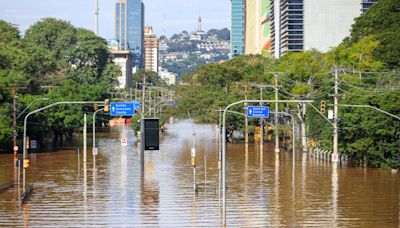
[[0, 120, 399, 227]]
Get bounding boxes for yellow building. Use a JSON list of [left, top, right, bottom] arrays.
[[144, 26, 159, 73]]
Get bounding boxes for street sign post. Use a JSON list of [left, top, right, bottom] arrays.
[[247, 106, 270, 118], [30, 140, 37, 149], [110, 102, 141, 116]]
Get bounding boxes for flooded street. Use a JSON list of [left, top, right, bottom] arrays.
[[0, 120, 399, 227]]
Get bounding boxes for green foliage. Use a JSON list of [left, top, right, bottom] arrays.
[[207, 28, 230, 41], [346, 0, 400, 68], [132, 69, 168, 88], [0, 17, 121, 146], [23, 18, 119, 87]]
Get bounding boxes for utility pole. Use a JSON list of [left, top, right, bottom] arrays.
[[12, 87, 17, 160], [333, 66, 339, 165], [274, 74, 280, 154]]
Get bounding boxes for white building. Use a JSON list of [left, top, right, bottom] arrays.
[[270, 0, 378, 58], [109, 49, 133, 89], [159, 68, 177, 85]]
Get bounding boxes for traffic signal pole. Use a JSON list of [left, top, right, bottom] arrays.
[[333, 67, 339, 166], [92, 108, 105, 166]]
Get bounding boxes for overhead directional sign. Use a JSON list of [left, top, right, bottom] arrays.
[[110, 102, 141, 116], [247, 106, 270, 118]]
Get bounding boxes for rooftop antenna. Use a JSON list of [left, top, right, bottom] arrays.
[[95, 0, 99, 35]]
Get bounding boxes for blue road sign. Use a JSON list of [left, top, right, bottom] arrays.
[[247, 106, 270, 118], [110, 102, 140, 116]]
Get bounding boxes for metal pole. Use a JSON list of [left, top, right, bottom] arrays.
[[93, 108, 104, 166], [245, 86, 248, 144], [333, 67, 339, 165], [274, 75, 280, 154], [218, 106, 222, 213], [13, 87, 17, 160], [221, 99, 313, 226], [260, 87, 264, 162], [331, 104, 400, 121], [222, 116, 227, 226], [21, 101, 103, 190], [140, 75, 146, 172], [84, 114, 87, 163]]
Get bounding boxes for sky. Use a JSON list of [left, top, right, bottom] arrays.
[[0, 0, 230, 39]]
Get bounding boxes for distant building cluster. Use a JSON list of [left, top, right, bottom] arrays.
[[231, 0, 379, 58], [197, 41, 230, 51], [106, 0, 176, 89]]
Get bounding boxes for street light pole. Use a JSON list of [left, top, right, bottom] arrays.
[[92, 108, 104, 166], [22, 101, 104, 190], [12, 87, 17, 159], [221, 99, 313, 226], [12, 97, 49, 161], [16, 98, 50, 120]]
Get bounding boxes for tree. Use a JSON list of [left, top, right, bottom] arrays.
[[207, 28, 230, 41], [23, 18, 120, 88], [0, 20, 27, 144], [132, 70, 168, 88], [273, 50, 331, 151], [346, 0, 400, 68]]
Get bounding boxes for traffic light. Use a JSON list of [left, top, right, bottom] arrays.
[[104, 99, 110, 112], [23, 159, 30, 168], [320, 100, 326, 113], [94, 104, 98, 111]]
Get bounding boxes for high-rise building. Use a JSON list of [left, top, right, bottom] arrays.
[[115, 0, 144, 68], [237, 0, 378, 58], [144, 26, 159, 73], [245, 0, 274, 55], [231, 0, 245, 56], [269, 0, 378, 58], [361, 0, 378, 13]]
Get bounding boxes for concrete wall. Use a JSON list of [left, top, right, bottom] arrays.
[[304, 0, 361, 53]]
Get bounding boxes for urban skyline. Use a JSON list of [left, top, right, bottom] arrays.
[[0, 0, 230, 39]]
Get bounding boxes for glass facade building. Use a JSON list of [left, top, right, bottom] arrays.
[[361, 0, 378, 13], [231, 0, 245, 56], [115, 0, 144, 68]]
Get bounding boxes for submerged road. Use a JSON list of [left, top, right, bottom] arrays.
[[0, 120, 399, 227]]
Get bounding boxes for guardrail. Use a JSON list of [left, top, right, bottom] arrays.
[[310, 147, 348, 164]]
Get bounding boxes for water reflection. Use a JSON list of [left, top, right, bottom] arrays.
[[0, 121, 398, 227]]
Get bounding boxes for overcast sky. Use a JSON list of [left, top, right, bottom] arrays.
[[0, 0, 230, 39]]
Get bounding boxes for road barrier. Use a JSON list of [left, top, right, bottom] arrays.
[[310, 148, 348, 164]]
